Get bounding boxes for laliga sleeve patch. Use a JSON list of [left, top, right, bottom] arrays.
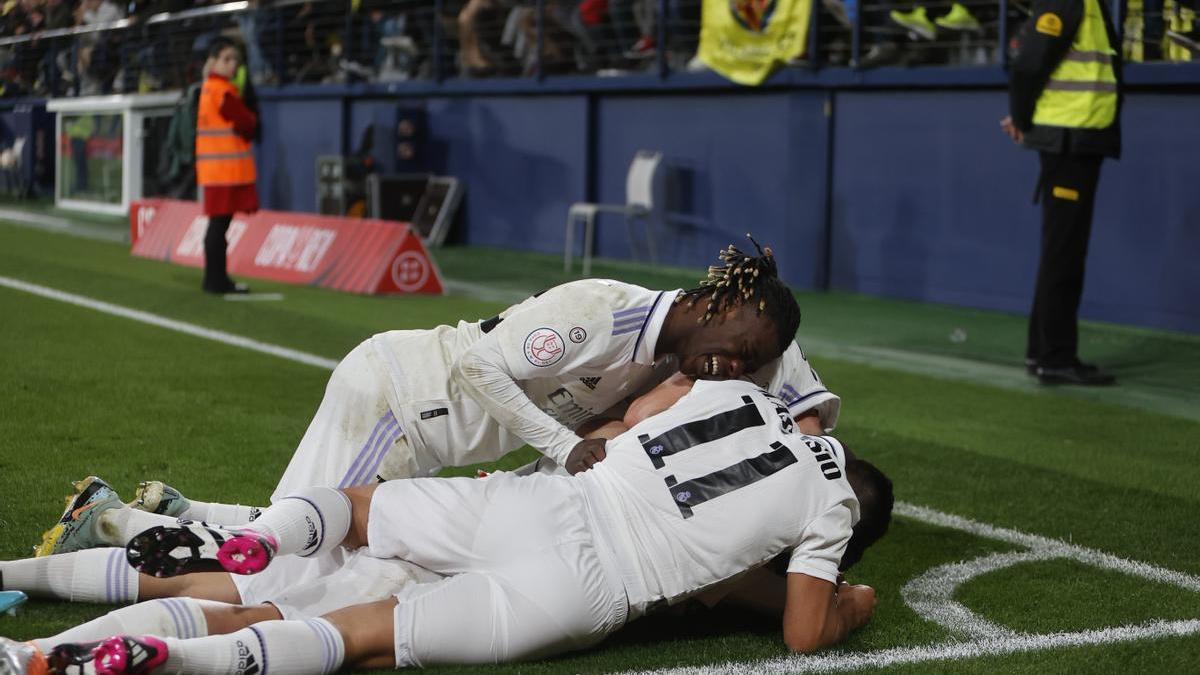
[[1035, 12, 1063, 36], [524, 328, 565, 367]]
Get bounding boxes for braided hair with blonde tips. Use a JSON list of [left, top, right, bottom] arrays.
[[676, 235, 802, 353]]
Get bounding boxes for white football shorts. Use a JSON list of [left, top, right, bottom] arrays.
[[272, 338, 419, 502], [366, 472, 629, 666]]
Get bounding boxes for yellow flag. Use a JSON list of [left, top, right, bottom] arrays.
[[698, 0, 813, 86]]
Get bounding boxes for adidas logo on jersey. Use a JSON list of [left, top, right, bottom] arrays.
[[580, 377, 601, 390]]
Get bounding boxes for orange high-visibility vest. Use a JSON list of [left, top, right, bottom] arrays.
[[195, 76, 256, 186]]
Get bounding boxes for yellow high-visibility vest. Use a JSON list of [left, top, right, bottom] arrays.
[[1032, 0, 1118, 129]]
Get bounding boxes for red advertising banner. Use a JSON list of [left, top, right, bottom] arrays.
[[129, 199, 443, 295]]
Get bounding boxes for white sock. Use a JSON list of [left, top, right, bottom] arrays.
[[33, 597, 213, 652], [248, 487, 351, 558], [97, 506, 180, 546], [162, 618, 344, 675], [179, 501, 264, 525], [0, 549, 137, 604]]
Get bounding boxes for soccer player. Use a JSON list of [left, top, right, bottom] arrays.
[[21, 241, 815, 605], [0, 340, 843, 655], [6, 378, 891, 673]]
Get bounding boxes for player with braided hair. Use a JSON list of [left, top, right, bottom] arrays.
[[677, 236, 802, 356]]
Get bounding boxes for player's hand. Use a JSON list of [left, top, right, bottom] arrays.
[[1000, 116, 1024, 144], [565, 438, 608, 474], [837, 584, 877, 629]]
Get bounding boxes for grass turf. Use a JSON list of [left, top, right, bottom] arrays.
[[0, 217, 1198, 673]]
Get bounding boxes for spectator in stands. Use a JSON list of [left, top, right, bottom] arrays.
[[611, 0, 655, 60], [75, 0, 123, 94], [196, 37, 257, 294], [1143, 0, 1200, 59], [456, 0, 508, 76], [43, 0, 71, 29], [1001, 0, 1121, 385]]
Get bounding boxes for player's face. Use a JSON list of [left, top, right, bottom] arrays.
[[676, 303, 780, 381]]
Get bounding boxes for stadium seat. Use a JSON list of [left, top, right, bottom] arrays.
[[564, 150, 662, 276]]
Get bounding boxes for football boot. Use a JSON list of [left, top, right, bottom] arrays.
[[129, 482, 191, 519], [126, 522, 276, 577], [46, 636, 167, 675], [0, 638, 46, 675], [34, 478, 123, 557]]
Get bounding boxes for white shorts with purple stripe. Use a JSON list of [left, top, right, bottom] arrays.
[[271, 339, 419, 502]]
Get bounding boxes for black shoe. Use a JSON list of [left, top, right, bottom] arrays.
[[1036, 363, 1116, 386], [203, 279, 250, 295]]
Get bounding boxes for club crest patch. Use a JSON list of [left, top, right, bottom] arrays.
[[730, 0, 777, 33], [1035, 12, 1062, 36], [569, 326, 587, 343], [524, 328, 565, 367]]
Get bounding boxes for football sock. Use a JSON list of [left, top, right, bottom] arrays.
[[161, 618, 345, 675], [33, 598, 211, 652], [247, 487, 351, 558], [177, 501, 263, 525], [0, 549, 137, 604], [98, 506, 180, 546]]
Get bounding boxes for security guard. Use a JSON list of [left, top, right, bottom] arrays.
[[1000, 0, 1120, 386]]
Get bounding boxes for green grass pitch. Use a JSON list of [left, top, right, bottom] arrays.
[[1, 215, 1198, 673]]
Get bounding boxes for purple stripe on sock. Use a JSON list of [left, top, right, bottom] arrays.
[[159, 599, 188, 638], [338, 413, 397, 489], [171, 599, 197, 638], [104, 549, 116, 603], [249, 626, 269, 675], [307, 620, 335, 672], [120, 553, 131, 603], [352, 424, 404, 487]]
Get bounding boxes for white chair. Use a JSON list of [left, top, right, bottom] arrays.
[[564, 150, 662, 276]]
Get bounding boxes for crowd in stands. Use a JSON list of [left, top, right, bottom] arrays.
[[0, 0, 1193, 97]]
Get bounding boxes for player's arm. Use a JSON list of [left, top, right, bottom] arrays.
[[453, 289, 624, 473], [782, 574, 876, 653]]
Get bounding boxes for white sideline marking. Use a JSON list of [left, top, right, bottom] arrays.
[[0, 276, 337, 371], [618, 501, 1200, 675], [224, 293, 286, 302], [0, 207, 127, 244], [628, 620, 1200, 675]]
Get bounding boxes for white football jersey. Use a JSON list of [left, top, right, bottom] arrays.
[[749, 341, 841, 432], [453, 280, 681, 466], [578, 379, 859, 618], [370, 280, 678, 472]]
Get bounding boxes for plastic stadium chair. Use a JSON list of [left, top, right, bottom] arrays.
[[564, 150, 663, 276]]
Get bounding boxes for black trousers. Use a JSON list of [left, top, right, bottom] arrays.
[[1026, 152, 1104, 368], [203, 214, 234, 291]]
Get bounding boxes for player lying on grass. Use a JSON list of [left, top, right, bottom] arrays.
[[15, 241, 837, 609], [2, 378, 892, 673], [0, 344, 841, 631]]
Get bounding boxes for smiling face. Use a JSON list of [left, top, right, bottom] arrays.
[[208, 46, 240, 79], [675, 302, 782, 380]]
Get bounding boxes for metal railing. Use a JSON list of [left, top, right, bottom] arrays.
[[0, 0, 1191, 98]]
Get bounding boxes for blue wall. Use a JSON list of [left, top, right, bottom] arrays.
[[252, 86, 1200, 334]]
